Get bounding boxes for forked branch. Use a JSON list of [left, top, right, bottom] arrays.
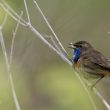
[[0, 0, 110, 110], [0, 13, 21, 110]]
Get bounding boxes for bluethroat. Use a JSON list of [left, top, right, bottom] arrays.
[[69, 41, 110, 87]]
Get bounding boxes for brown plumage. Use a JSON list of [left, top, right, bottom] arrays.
[[69, 41, 110, 87]]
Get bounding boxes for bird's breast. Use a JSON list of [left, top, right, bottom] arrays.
[[74, 60, 81, 68]]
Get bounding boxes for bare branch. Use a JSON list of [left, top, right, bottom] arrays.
[[43, 34, 64, 53], [29, 26, 97, 110], [10, 11, 23, 66], [1, 12, 8, 28], [32, 1, 98, 109], [33, 0, 69, 57], [0, 1, 71, 65], [0, 28, 21, 110], [29, 24, 72, 65], [0, 28, 9, 68], [0, 9, 21, 110], [0, 0, 27, 26], [0, 1, 110, 110], [23, 0, 31, 24], [74, 70, 98, 110], [9, 73, 21, 110], [84, 79, 110, 109], [93, 88, 110, 110]]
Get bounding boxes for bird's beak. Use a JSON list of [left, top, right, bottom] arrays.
[[68, 43, 75, 49]]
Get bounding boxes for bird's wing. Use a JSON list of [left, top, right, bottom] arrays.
[[83, 50, 110, 70]]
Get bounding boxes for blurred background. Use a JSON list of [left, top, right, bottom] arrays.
[[0, 0, 110, 110]]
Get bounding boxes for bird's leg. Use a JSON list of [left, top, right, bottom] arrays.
[[91, 75, 104, 90]]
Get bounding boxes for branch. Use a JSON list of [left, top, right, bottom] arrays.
[[33, 1, 98, 110], [1, 12, 8, 28], [0, 0, 70, 65], [33, 0, 69, 57], [0, 1, 110, 110], [30, 2, 110, 109], [93, 88, 110, 110], [29, 24, 72, 65], [10, 11, 23, 66], [0, 0, 27, 26], [0, 29, 21, 110], [84, 79, 110, 109], [23, 0, 31, 24], [0, 9, 21, 110]]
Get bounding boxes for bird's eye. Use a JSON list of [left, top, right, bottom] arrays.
[[79, 45, 82, 48]]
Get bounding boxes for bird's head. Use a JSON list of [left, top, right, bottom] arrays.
[[68, 41, 93, 62], [69, 41, 93, 52]]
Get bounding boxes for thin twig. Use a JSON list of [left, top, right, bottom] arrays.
[[1, 0, 26, 24], [83, 79, 110, 110], [10, 11, 23, 66], [0, 28, 9, 69], [0, 8, 21, 110], [0, 28, 21, 110], [1, 0, 70, 65], [73, 70, 98, 110], [23, 0, 31, 24], [0, 1, 97, 110], [33, 1, 110, 109], [0, 1, 110, 110], [32, 1, 98, 109], [0, 0, 71, 65], [43, 34, 64, 54], [1, 13, 8, 28], [0, 1, 27, 26], [29, 24, 72, 65], [93, 88, 110, 110], [29, 23, 98, 110], [33, 0, 69, 56]]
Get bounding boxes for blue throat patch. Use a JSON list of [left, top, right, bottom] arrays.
[[72, 48, 81, 63]]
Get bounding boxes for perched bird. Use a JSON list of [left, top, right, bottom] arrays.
[[69, 41, 110, 87]]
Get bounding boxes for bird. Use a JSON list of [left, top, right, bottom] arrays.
[[69, 41, 110, 88]]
